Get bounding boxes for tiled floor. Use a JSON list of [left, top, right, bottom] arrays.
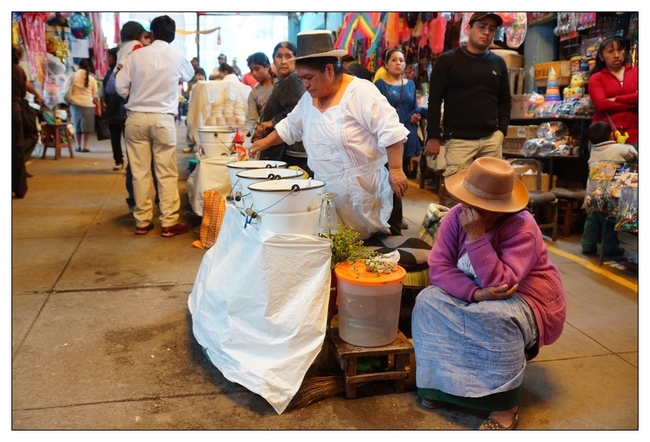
[[10, 125, 639, 432]]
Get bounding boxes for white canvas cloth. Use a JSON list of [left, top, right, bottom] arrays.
[[186, 154, 238, 216], [188, 204, 332, 414]]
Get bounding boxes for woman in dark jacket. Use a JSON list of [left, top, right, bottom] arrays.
[[254, 41, 312, 176]]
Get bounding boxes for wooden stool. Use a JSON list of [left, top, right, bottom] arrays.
[[41, 123, 74, 160], [329, 327, 414, 399], [551, 187, 587, 237]]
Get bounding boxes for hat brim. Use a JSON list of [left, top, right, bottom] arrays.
[[445, 171, 529, 213], [291, 49, 349, 61]]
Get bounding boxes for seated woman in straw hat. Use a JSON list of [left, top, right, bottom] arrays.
[[411, 157, 566, 430], [250, 30, 409, 239]]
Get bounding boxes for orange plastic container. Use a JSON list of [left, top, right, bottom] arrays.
[[334, 261, 406, 347]]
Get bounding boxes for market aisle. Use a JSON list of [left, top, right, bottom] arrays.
[[10, 127, 638, 431]]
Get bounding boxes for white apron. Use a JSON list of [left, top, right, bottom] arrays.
[[302, 98, 393, 240]]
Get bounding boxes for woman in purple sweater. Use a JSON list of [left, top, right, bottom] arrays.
[[412, 157, 566, 430]]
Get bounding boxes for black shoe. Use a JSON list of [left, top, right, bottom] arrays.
[[604, 247, 625, 257], [581, 249, 597, 255], [421, 397, 444, 409]]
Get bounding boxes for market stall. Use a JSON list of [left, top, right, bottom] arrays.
[[13, 12, 109, 115]]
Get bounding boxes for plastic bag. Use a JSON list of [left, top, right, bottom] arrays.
[[505, 12, 527, 48], [95, 115, 110, 141], [188, 204, 332, 414]]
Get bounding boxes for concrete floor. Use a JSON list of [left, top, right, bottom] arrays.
[[10, 125, 639, 434]]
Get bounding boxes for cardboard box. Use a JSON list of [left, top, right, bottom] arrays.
[[506, 124, 539, 140], [525, 125, 539, 139], [534, 60, 571, 87], [492, 49, 524, 69], [511, 94, 533, 119], [515, 171, 557, 192], [506, 125, 525, 139]]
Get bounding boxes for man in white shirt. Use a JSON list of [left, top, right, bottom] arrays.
[[116, 15, 194, 237]]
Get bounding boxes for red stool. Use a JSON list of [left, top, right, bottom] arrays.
[[41, 123, 74, 160]]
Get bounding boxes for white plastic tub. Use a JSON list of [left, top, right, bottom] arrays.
[[198, 126, 238, 157], [226, 160, 287, 192], [256, 207, 321, 235], [247, 178, 325, 214], [335, 261, 406, 347], [237, 168, 305, 193]]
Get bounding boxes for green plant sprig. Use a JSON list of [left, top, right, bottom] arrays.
[[327, 225, 383, 276]]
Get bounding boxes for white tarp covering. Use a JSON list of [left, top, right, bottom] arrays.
[[188, 204, 332, 414]]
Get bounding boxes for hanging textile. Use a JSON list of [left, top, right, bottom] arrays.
[[19, 12, 49, 85], [114, 12, 121, 44], [365, 13, 388, 69], [383, 12, 399, 48], [334, 13, 381, 55], [430, 14, 447, 55], [89, 12, 109, 78]]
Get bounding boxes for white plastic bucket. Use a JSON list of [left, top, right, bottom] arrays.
[[198, 126, 237, 157], [335, 261, 406, 347], [256, 207, 321, 235], [226, 160, 287, 192], [236, 168, 305, 193], [247, 178, 325, 214]]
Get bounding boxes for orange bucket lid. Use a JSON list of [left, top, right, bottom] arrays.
[[334, 260, 406, 286]]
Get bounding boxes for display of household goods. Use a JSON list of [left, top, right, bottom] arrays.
[[186, 79, 250, 154]]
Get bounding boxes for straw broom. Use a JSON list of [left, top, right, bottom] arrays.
[[287, 374, 346, 410], [286, 331, 345, 410]]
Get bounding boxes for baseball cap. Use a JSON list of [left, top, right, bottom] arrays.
[[469, 12, 503, 27]]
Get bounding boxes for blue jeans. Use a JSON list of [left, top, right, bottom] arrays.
[[581, 211, 620, 254]]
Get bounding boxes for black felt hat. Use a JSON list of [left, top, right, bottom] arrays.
[[291, 30, 347, 61]]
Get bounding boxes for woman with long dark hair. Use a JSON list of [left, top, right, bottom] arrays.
[[588, 36, 638, 147], [69, 58, 98, 152], [253, 41, 311, 175]]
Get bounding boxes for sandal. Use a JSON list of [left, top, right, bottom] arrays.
[[479, 413, 519, 430], [81, 148, 90, 153], [135, 223, 154, 235]]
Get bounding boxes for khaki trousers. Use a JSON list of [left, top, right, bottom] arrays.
[[124, 112, 180, 228], [443, 130, 504, 177]]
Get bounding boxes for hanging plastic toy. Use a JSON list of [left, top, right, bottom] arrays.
[[69, 12, 93, 39]]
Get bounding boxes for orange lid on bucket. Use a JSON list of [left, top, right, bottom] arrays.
[[334, 260, 406, 285]]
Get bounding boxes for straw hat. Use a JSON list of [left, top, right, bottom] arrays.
[[444, 157, 529, 213], [291, 30, 348, 61], [468, 12, 503, 27]]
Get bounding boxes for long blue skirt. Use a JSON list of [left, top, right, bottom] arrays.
[[411, 286, 538, 398]]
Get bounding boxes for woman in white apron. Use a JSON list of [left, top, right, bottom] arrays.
[[250, 30, 409, 240]]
